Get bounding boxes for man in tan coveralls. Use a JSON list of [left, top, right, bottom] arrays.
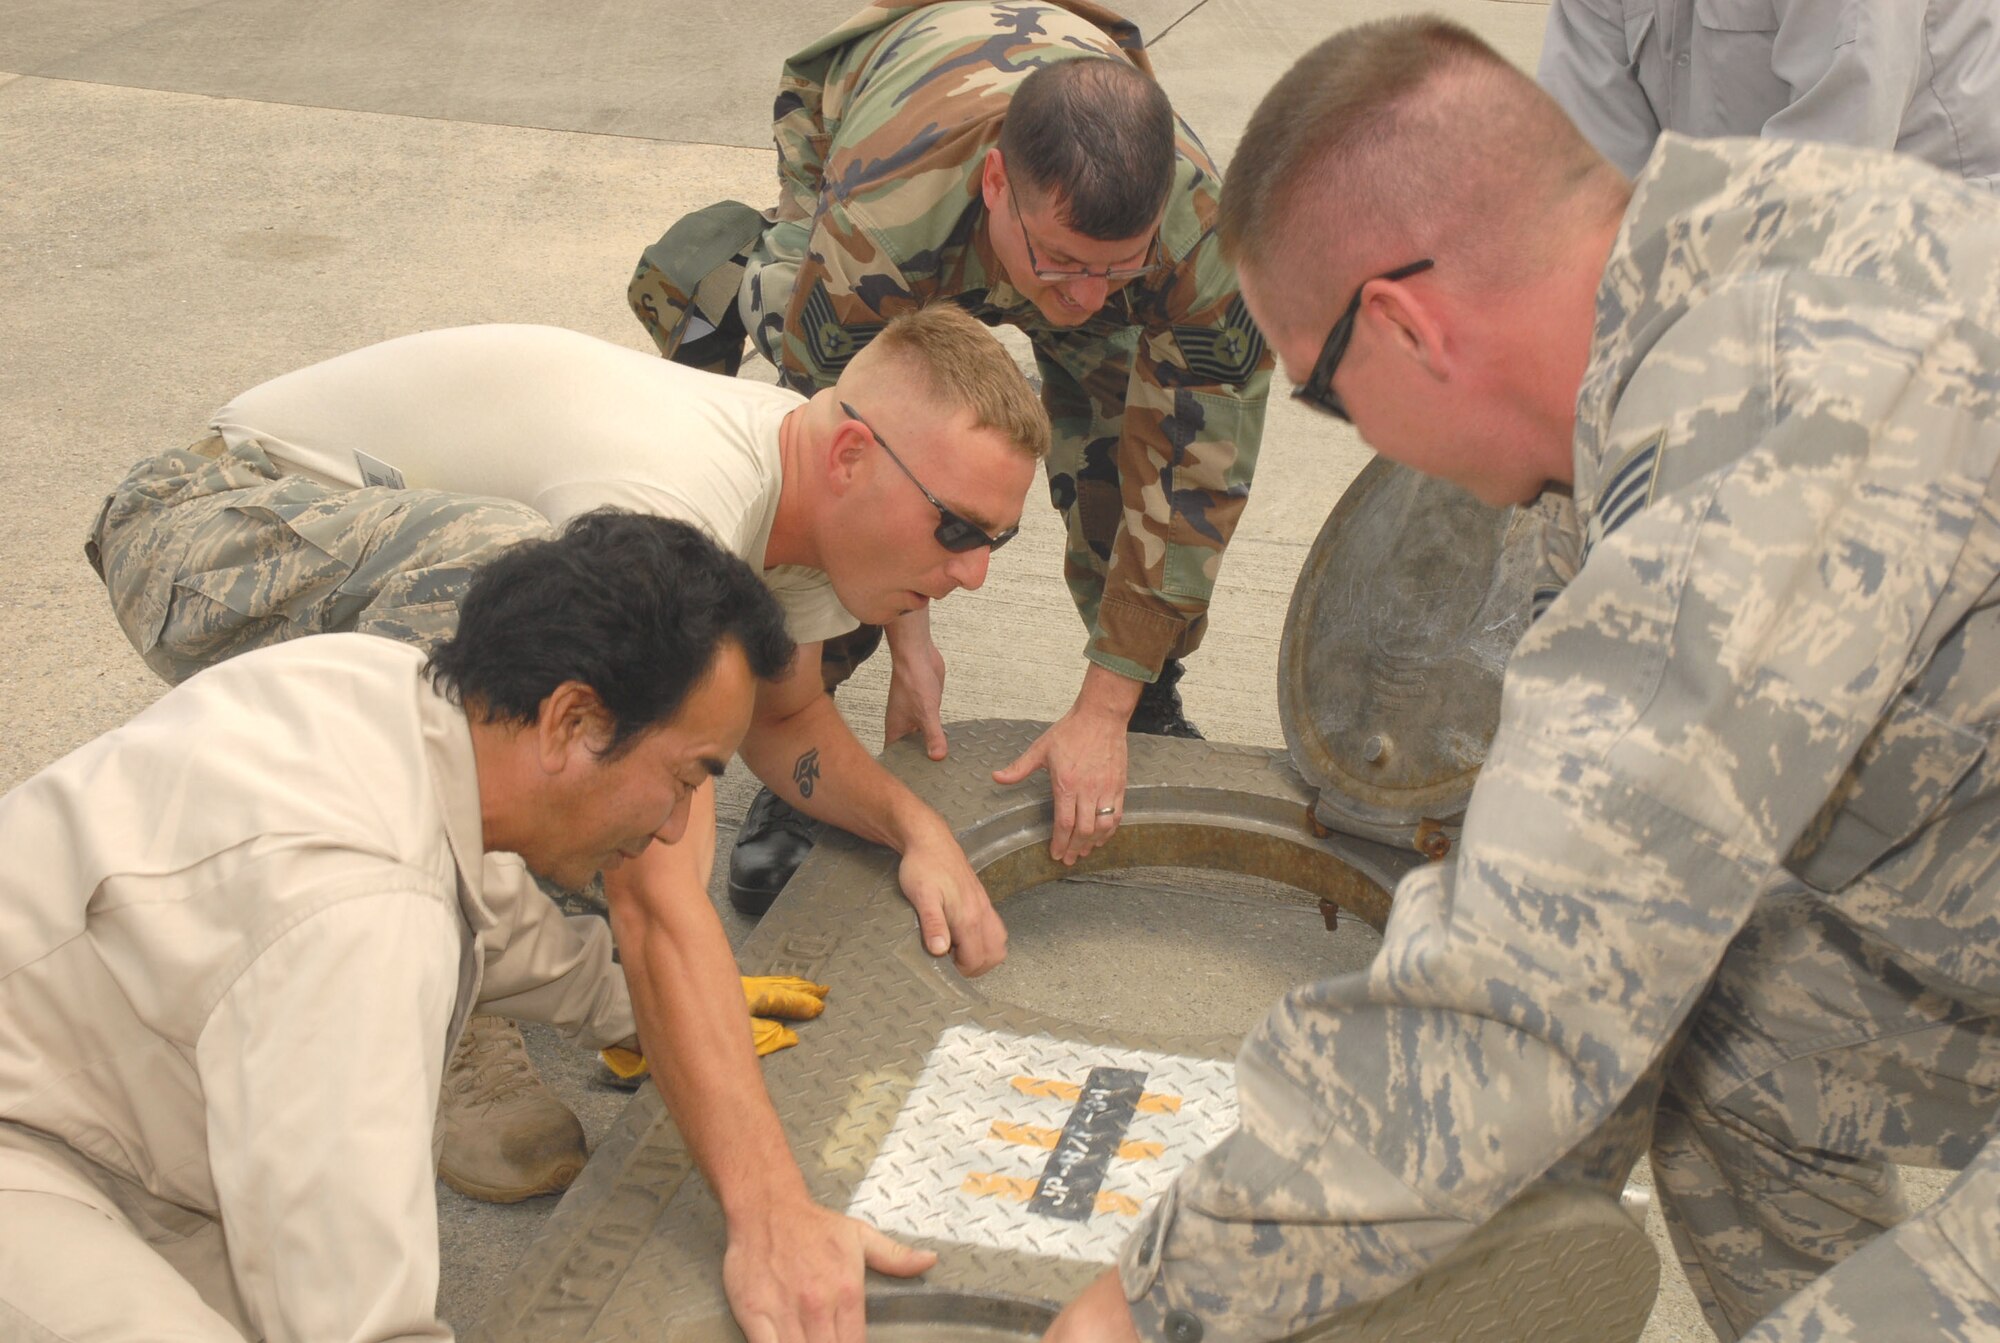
[[0, 514, 936, 1341], [1049, 15, 2000, 1343]]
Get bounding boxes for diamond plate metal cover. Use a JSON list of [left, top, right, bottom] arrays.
[[847, 1026, 1237, 1263], [470, 721, 1419, 1342]]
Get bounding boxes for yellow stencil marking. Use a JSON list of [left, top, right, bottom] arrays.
[[988, 1121, 1163, 1161], [1010, 1076, 1081, 1102], [961, 1173, 1143, 1217], [963, 1171, 1037, 1201], [990, 1120, 1060, 1149]]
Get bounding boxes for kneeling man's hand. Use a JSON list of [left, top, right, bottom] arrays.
[[884, 617, 950, 761]]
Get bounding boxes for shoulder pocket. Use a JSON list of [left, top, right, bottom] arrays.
[[1170, 296, 1267, 387], [1623, 5, 1656, 62]]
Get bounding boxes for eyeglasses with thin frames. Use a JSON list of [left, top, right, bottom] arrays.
[[840, 402, 1019, 553], [1294, 258, 1435, 422], [1006, 179, 1160, 284]]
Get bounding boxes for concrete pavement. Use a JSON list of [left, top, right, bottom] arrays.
[[0, 1, 1940, 1337]]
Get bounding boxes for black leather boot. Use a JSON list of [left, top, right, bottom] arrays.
[[727, 786, 818, 917], [670, 312, 746, 377], [1126, 658, 1203, 738]]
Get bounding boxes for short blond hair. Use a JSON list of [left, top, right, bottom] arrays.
[[866, 305, 1051, 461]]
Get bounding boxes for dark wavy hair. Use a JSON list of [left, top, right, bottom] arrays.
[[426, 510, 794, 757], [1000, 58, 1175, 240]]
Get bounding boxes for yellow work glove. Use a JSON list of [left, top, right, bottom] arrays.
[[597, 976, 831, 1078], [600, 1042, 649, 1081], [740, 974, 828, 1056], [742, 974, 829, 1022], [750, 1017, 799, 1056]]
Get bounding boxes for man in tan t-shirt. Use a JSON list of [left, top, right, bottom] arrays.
[[86, 305, 1048, 1207]]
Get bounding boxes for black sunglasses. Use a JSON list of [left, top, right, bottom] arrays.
[[840, 402, 1018, 553], [1293, 258, 1435, 421]]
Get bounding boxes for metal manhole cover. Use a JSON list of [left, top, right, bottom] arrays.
[[469, 723, 1418, 1342], [1278, 458, 1556, 845], [472, 723, 1654, 1343]]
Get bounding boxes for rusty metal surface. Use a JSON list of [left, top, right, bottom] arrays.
[[1277, 459, 1555, 846], [469, 721, 1418, 1342], [1413, 818, 1453, 863]]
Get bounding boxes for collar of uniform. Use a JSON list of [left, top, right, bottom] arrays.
[[416, 669, 500, 936], [1570, 132, 1728, 520]]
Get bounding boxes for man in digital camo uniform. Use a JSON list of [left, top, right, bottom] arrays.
[[630, 0, 1273, 910], [1046, 16, 2000, 1343]]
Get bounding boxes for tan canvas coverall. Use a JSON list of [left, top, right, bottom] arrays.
[[0, 635, 634, 1341]]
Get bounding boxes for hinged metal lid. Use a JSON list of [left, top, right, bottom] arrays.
[[1278, 458, 1559, 848]]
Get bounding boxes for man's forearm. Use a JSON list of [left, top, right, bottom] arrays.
[[605, 789, 809, 1219], [1073, 661, 1143, 720], [882, 606, 932, 655], [740, 691, 943, 853], [749, 659, 1005, 973]]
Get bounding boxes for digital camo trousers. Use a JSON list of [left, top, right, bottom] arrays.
[[1655, 886, 2000, 1341], [88, 435, 552, 684], [1120, 879, 2000, 1343]]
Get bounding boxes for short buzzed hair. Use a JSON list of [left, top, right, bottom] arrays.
[[1221, 17, 1623, 311], [999, 58, 1176, 240], [865, 304, 1052, 461]]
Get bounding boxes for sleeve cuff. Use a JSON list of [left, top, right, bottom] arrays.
[[1086, 596, 1191, 683], [1117, 1184, 1215, 1343]]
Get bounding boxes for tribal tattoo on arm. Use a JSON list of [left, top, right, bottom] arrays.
[[792, 747, 822, 800]]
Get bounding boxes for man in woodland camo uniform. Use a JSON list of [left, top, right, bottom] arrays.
[[630, 0, 1273, 911], [1044, 17, 2000, 1343]]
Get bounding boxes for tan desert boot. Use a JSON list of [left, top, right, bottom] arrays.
[[438, 1014, 587, 1203]]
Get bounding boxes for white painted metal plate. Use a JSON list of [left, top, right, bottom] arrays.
[[846, 1025, 1238, 1263]]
